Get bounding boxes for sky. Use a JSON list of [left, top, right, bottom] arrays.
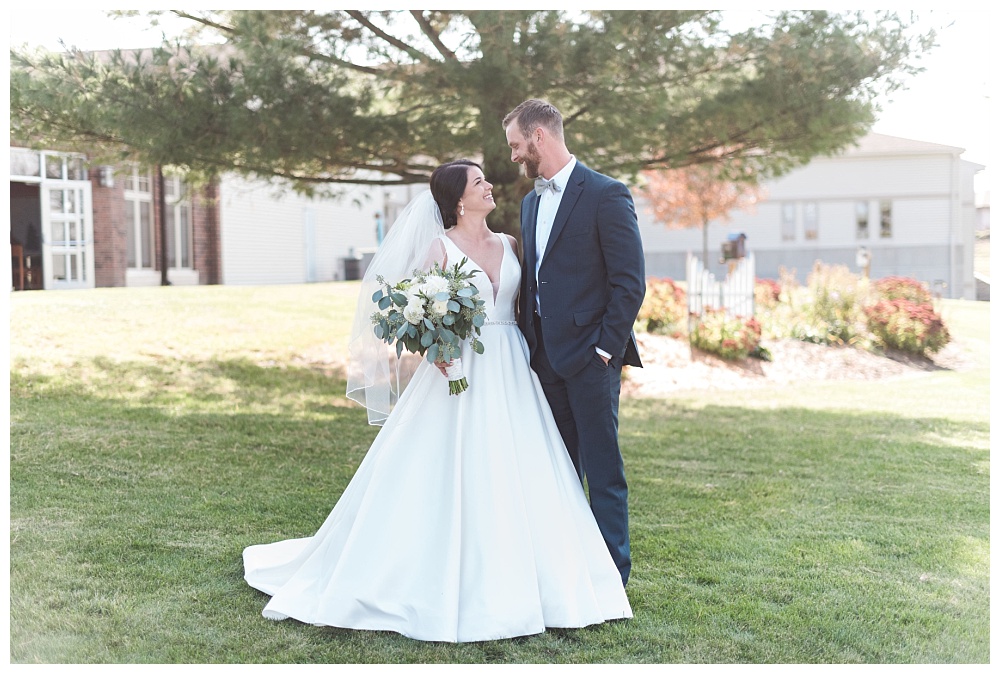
[[6, 7, 994, 198]]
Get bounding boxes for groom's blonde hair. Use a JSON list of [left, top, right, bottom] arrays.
[[502, 99, 565, 143]]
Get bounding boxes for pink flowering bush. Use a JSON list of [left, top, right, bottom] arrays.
[[873, 276, 933, 305], [637, 277, 688, 337], [864, 298, 950, 355], [754, 278, 782, 309], [690, 309, 762, 360]]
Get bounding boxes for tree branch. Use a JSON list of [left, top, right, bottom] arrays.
[[409, 10, 458, 62], [170, 10, 236, 36], [346, 10, 431, 63], [170, 9, 382, 76]]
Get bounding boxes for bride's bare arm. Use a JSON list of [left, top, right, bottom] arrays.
[[506, 235, 520, 322]]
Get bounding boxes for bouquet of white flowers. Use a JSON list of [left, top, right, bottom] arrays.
[[371, 258, 487, 394]]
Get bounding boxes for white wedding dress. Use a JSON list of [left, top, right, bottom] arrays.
[[243, 233, 632, 643]]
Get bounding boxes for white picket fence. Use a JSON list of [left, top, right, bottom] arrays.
[[686, 252, 756, 319]]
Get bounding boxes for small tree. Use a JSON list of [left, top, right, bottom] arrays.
[[643, 161, 764, 269]]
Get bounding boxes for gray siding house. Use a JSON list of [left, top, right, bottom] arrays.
[[637, 133, 984, 300]]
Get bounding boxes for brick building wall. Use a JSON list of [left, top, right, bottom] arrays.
[[89, 165, 220, 287], [90, 172, 128, 287]]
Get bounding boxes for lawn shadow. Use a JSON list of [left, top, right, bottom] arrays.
[[9, 361, 991, 664]]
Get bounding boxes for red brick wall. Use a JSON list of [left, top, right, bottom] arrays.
[[90, 171, 128, 287]]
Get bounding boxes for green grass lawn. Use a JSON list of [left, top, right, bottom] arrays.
[[8, 284, 990, 663]]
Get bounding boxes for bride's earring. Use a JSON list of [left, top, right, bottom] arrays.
[[459, 203, 465, 216]]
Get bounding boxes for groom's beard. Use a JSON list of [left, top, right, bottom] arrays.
[[521, 141, 542, 179]]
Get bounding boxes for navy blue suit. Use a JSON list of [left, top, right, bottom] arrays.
[[517, 161, 645, 586]]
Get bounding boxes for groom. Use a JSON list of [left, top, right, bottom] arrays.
[[503, 99, 645, 587]]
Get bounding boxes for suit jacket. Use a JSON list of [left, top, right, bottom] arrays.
[[518, 162, 645, 378]]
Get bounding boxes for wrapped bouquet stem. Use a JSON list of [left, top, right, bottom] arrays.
[[443, 358, 467, 395], [371, 258, 487, 395]]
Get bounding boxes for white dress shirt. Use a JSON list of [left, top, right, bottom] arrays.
[[535, 156, 576, 312]]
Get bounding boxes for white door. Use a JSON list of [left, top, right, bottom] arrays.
[[41, 180, 95, 289]]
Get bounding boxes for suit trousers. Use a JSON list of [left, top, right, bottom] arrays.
[[531, 316, 631, 586]]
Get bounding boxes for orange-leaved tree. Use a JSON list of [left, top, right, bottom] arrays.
[[642, 159, 765, 269]]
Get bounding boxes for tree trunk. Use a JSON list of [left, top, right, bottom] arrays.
[[702, 216, 710, 271], [157, 165, 170, 286], [468, 11, 534, 246]]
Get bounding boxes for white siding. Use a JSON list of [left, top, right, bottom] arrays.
[[219, 175, 408, 285], [772, 154, 954, 200]]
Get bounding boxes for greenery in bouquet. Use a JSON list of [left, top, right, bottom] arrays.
[[371, 258, 487, 394]]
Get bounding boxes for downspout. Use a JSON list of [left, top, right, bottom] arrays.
[[948, 151, 961, 299]]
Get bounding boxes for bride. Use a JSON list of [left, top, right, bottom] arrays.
[[243, 160, 632, 643]]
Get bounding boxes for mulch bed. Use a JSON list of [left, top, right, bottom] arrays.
[[621, 332, 974, 398]]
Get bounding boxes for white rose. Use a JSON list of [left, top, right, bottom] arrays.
[[403, 303, 424, 325], [423, 276, 450, 296], [430, 299, 450, 317], [403, 290, 422, 309]]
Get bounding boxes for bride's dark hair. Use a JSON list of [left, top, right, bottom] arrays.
[[430, 159, 481, 229]]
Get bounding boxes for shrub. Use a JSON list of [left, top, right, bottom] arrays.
[[873, 276, 933, 305], [690, 309, 762, 360], [637, 277, 687, 337], [865, 298, 950, 355], [755, 278, 781, 309], [792, 262, 871, 346]]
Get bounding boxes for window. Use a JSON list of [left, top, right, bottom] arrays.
[[803, 202, 818, 240], [124, 168, 193, 270], [855, 201, 869, 239], [879, 200, 892, 238], [164, 176, 193, 269], [125, 166, 154, 269], [781, 203, 796, 241]]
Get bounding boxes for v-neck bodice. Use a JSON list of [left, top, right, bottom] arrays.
[[439, 234, 519, 323]]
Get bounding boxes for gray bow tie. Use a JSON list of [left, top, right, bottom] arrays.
[[534, 177, 561, 196]]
